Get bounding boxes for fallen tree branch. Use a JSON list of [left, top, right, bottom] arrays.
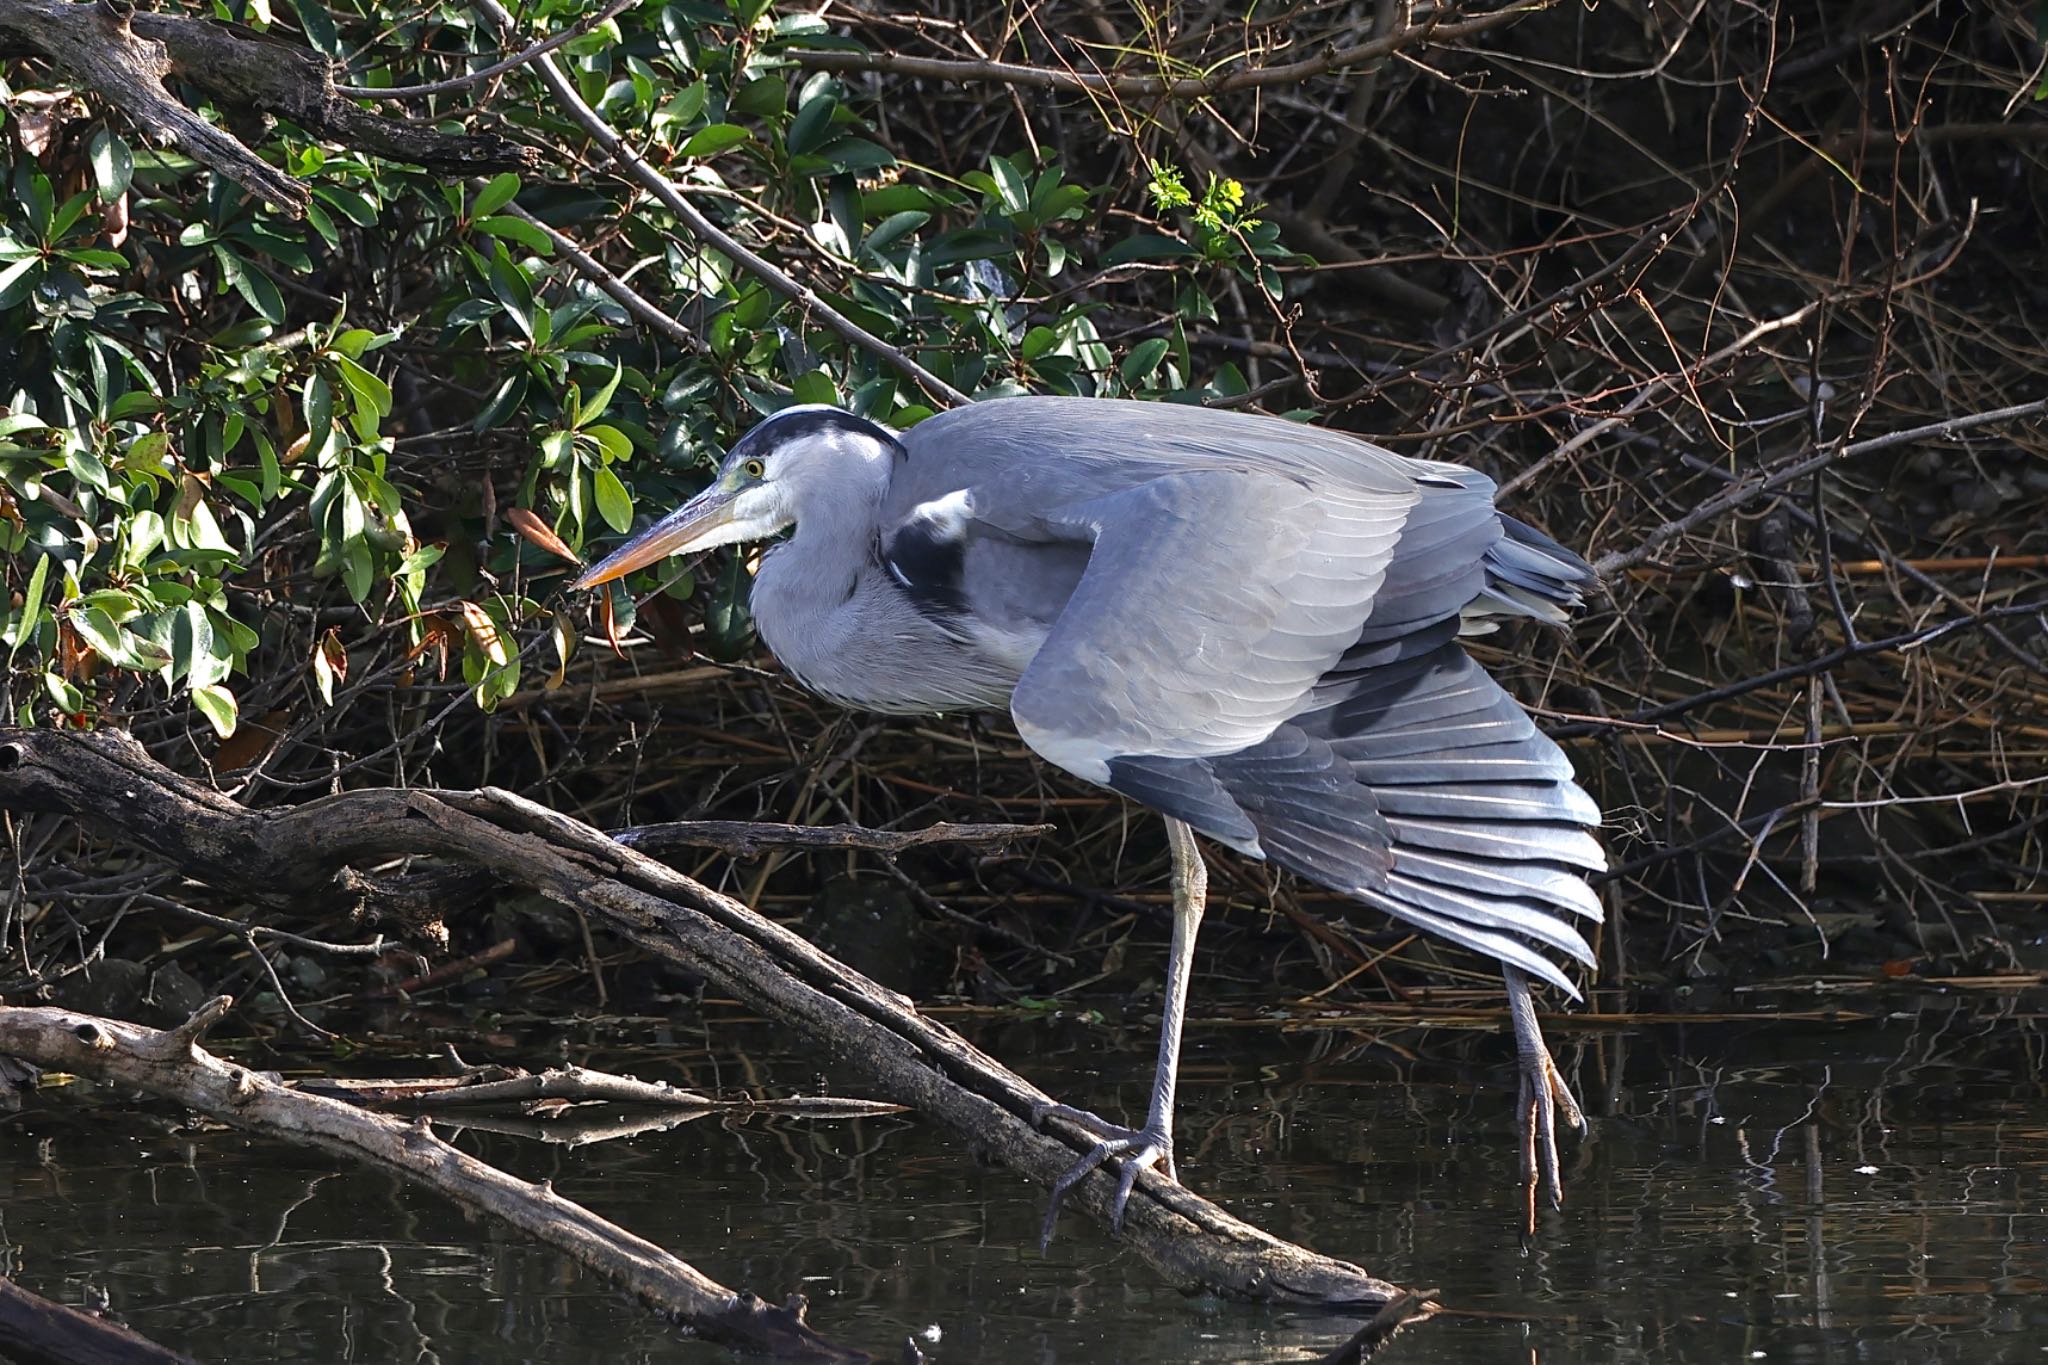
[[0, 1271, 198, 1365], [0, 0, 306, 213], [0, 726, 1405, 1308], [0, 0, 537, 219], [295, 1063, 907, 1118], [0, 997, 870, 1362]]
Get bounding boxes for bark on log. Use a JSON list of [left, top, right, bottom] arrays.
[[0, 1272, 199, 1365], [0, 998, 867, 1362], [0, 726, 1406, 1307], [0, 0, 536, 218]]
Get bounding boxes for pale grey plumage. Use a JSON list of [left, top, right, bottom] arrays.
[[724, 397, 1604, 995], [575, 394, 1604, 1235]]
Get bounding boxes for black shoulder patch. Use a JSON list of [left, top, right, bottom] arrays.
[[882, 518, 968, 619]]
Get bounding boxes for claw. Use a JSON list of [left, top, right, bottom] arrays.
[[1036, 1107, 1174, 1248], [1504, 966, 1584, 1236]]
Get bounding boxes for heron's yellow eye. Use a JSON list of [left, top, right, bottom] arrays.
[[742, 458, 766, 480]]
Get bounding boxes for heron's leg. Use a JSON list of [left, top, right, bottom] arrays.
[[1037, 817, 1206, 1247], [1505, 964, 1586, 1233]]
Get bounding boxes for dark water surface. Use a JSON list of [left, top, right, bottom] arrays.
[[3, 992, 2043, 1363]]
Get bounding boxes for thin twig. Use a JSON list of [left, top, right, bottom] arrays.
[[336, 0, 637, 98], [471, 0, 968, 407], [786, 0, 1554, 98]]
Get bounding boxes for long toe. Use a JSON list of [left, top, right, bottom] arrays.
[[1517, 1049, 1584, 1231], [1037, 1122, 1175, 1249]]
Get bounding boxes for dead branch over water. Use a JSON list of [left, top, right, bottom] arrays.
[[0, 727, 1404, 1312], [0, 996, 865, 1363]]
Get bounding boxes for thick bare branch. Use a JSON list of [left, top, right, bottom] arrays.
[[0, 726, 1406, 1308], [0, 0, 538, 221], [0, 0, 307, 214]]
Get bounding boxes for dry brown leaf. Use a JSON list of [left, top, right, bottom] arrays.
[[505, 507, 581, 566]]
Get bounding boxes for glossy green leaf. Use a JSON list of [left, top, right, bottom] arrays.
[[89, 129, 134, 203], [193, 682, 239, 738], [472, 173, 522, 217], [592, 463, 633, 533], [681, 124, 751, 158]]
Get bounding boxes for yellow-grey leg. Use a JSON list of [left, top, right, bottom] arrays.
[[1038, 817, 1206, 1247], [1504, 964, 1585, 1233]]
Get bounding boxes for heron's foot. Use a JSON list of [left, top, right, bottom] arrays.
[[1034, 1103, 1177, 1248], [1515, 1041, 1586, 1233]]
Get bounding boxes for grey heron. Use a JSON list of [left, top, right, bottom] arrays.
[[573, 396, 1603, 1239]]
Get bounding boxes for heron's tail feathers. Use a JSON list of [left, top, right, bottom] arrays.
[[1466, 514, 1598, 630], [1300, 643, 1606, 997]]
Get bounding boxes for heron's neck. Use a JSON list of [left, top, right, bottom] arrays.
[[781, 445, 894, 575]]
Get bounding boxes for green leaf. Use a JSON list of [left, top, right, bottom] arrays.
[[342, 538, 374, 601], [193, 682, 239, 738], [0, 258, 39, 310], [290, 0, 340, 57], [592, 464, 633, 533], [171, 601, 212, 681], [215, 246, 285, 324], [863, 210, 928, 254], [11, 552, 49, 661], [69, 605, 133, 666], [89, 129, 134, 202], [45, 671, 84, 716], [332, 353, 394, 421], [474, 214, 554, 254], [788, 371, 839, 407], [579, 362, 624, 427], [473, 372, 527, 432], [989, 155, 1030, 214], [1121, 337, 1171, 388], [65, 443, 110, 493], [487, 247, 534, 338], [539, 428, 575, 470], [472, 172, 521, 217], [312, 183, 379, 227], [654, 81, 708, 130], [814, 137, 894, 175], [681, 123, 751, 158], [180, 496, 235, 554], [582, 422, 633, 463], [730, 74, 787, 118], [786, 94, 837, 156], [303, 371, 335, 466]]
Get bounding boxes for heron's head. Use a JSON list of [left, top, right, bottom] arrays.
[[571, 405, 898, 590]]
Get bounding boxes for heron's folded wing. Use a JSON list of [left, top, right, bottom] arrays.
[[1006, 467, 1417, 781]]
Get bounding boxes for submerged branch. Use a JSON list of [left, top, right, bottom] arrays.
[[0, 997, 868, 1362]]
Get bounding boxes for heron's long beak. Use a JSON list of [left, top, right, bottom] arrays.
[[570, 485, 738, 589]]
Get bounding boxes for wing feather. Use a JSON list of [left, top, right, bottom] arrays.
[[1009, 468, 1416, 779]]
